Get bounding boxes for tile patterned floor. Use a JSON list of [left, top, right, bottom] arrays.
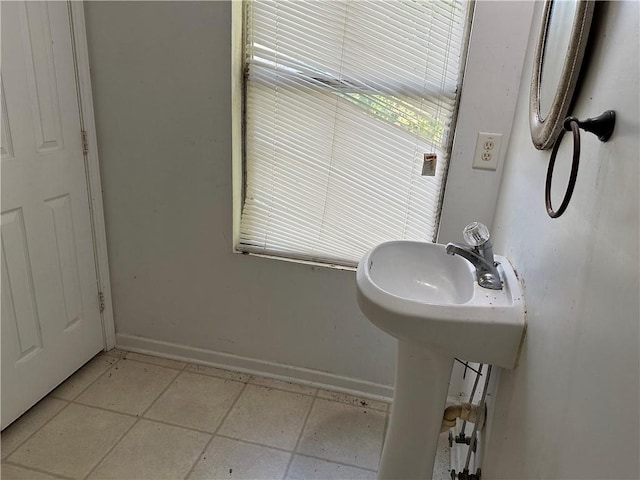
[[1, 350, 451, 480]]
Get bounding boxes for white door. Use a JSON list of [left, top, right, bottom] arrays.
[[1, 1, 104, 429]]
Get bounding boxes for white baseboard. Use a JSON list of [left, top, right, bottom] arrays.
[[116, 333, 394, 402]]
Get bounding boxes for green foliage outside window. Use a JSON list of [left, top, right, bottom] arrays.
[[342, 92, 446, 144]]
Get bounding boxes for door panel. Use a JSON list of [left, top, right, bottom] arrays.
[[20, 1, 65, 153], [1, 209, 44, 360], [1, 1, 104, 429]]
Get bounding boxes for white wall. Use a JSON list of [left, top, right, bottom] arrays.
[[84, 0, 535, 399], [83, 1, 396, 393], [85, 2, 640, 472], [484, 1, 639, 477]]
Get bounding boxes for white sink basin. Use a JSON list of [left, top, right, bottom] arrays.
[[355, 240, 526, 479], [357, 240, 525, 369], [364, 241, 475, 305]]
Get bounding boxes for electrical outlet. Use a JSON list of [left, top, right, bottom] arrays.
[[472, 132, 502, 171]]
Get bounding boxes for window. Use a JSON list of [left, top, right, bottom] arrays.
[[237, 0, 472, 266]]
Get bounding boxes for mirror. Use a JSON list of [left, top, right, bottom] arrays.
[[530, 0, 595, 150]]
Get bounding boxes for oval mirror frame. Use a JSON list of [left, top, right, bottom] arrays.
[[530, 0, 595, 150]]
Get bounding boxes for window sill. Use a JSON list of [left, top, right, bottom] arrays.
[[232, 248, 357, 273]]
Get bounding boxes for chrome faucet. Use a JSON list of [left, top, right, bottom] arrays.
[[446, 222, 502, 290]]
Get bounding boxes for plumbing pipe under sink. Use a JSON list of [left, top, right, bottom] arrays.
[[441, 402, 485, 433]]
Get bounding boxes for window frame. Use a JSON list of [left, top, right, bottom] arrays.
[[232, 1, 535, 268]]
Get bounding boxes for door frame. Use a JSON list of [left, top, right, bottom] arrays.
[[68, 2, 115, 349]]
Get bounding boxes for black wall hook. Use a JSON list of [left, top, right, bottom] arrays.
[[545, 110, 616, 218]]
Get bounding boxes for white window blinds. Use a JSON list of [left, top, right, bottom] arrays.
[[239, 0, 471, 266]]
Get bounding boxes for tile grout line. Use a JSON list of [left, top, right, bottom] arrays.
[[69, 365, 184, 419], [72, 369, 204, 418], [49, 355, 122, 402], [184, 368, 320, 400], [212, 433, 296, 454], [63, 400, 139, 420], [316, 392, 390, 413], [291, 452, 379, 474], [181, 362, 390, 409], [125, 354, 389, 409], [106, 349, 392, 409], [281, 388, 320, 479], [80, 363, 183, 480], [181, 369, 255, 387], [114, 356, 188, 373], [80, 413, 140, 479], [1, 354, 123, 467], [5, 354, 304, 477], [4, 353, 389, 479], [286, 394, 387, 475], [1, 400, 72, 467], [1, 459, 76, 479], [182, 381, 251, 480], [204, 433, 380, 474], [117, 354, 189, 372]]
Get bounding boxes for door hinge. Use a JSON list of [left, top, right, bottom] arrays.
[[81, 129, 89, 156], [98, 291, 105, 313]]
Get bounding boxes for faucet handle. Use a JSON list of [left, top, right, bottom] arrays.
[[463, 222, 490, 247]]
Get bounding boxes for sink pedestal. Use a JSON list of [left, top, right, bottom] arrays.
[[378, 341, 454, 479]]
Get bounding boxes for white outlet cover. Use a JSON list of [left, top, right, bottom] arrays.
[[472, 132, 503, 171]]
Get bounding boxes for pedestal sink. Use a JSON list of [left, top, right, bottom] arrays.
[[356, 240, 525, 479]]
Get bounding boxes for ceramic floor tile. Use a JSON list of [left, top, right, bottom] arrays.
[[76, 360, 179, 415], [0, 464, 64, 479], [1, 397, 68, 459], [286, 455, 376, 480], [188, 436, 290, 480], [185, 364, 253, 383], [7, 404, 135, 479], [297, 398, 386, 470], [51, 354, 119, 401], [89, 420, 210, 480], [249, 375, 317, 396], [145, 371, 244, 432], [121, 351, 187, 370], [218, 385, 313, 450], [317, 390, 389, 412]]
